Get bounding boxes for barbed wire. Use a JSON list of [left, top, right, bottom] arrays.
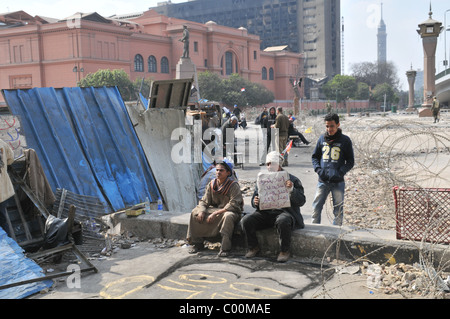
[[307, 113, 450, 299]]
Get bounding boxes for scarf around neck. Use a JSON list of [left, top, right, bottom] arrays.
[[325, 128, 342, 144], [211, 178, 235, 196]]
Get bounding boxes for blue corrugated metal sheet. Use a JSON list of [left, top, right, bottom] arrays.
[[3, 87, 161, 212]]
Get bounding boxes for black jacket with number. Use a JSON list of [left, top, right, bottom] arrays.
[[312, 130, 354, 183]]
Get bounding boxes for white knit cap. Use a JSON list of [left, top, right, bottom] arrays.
[[265, 151, 282, 164]]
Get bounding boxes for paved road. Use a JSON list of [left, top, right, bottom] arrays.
[[32, 241, 385, 302]]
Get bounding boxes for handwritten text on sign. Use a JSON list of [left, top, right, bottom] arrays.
[[257, 171, 291, 211]]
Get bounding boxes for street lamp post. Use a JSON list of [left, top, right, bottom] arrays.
[[417, 5, 443, 115], [445, 9, 450, 69], [72, 66, 84, 85]]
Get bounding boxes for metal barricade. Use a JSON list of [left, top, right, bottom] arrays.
[[393, 187, 450, 244]]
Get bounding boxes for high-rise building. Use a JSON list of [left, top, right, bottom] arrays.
[[377, 3, 387, 64], [152, 0, 341, 82]]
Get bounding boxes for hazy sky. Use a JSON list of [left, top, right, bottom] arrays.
[[2, 0, 450, 91]]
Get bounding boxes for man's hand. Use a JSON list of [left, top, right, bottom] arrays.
[[195, 211, 206, 223], [253, 196, 259, 206], [206, 210, 225, 224]]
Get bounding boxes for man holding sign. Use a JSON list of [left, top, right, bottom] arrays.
[[241, 152, 306, 262]]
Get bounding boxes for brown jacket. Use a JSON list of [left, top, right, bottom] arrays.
[[274, 113, 290, 137]]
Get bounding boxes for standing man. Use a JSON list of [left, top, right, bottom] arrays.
[[311, 113, 354, 226], [221, 116, 239, 164], [264, 107, 277, 152], [271, 107, 290, 166], [431, 96, 440, 123], [258, 107, 269, 166], [241, 151, 306, 262], [0, 139, 15, 237]]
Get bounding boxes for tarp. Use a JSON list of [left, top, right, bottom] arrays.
[[0, 227, 52, 299], [3, 87, 161, 212]]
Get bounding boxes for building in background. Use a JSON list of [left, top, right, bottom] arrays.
[[151, 0, 341, 98], [0, 10, 304, 107]]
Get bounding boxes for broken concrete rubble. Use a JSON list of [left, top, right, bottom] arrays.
[[362, 262, 450, 298]]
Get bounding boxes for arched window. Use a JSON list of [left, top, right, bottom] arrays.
[[134, 54, 144, 72], [262, 67, 267, 80], [221, 51, 239, 76], [225, 51, 233, 75], [161, 57, 169, 74], [148, 55, 157, 73], [269, 67, 274, 80]]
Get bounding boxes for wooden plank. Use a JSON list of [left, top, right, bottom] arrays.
[[56, 189, 67, 218], [13, 193, 32, 241]]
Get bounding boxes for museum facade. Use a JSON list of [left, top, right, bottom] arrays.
[[0, 10, 304, 106]]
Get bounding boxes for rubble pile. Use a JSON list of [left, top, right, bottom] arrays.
[[362, 262, 450, 299], [344, 169, 396, 230]]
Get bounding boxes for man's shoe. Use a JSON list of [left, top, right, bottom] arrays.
[[188, 244, 204, 254], [277, 251, 290, 263], [245, 247, 260, 258]]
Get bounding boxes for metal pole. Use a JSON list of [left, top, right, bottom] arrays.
[[445, 9, 450, 69]]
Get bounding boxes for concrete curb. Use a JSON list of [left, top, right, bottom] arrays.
[[110, 210, 450, 266]]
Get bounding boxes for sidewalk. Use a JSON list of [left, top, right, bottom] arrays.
[[111, 208, 449, 265]]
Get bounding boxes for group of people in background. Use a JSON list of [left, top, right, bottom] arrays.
[[187, 111, 354, 263], [257, 106, 311, 167]]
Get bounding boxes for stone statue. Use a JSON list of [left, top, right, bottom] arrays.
[[179, 25, 190, 59]]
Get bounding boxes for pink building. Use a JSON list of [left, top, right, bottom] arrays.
[[0, 10, 304, 106]]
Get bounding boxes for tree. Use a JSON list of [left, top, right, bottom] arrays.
[[197, 71, 224, 101], [323, 75, 357, 103], [371, 83, 399, 106], [350, 61, 400, 91], [197, 72, 274, 106], [355, 82, 371, 100], [78, 69, 135, 101], [323, 75, 357, 115]]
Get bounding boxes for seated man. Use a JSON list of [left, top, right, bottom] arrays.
[[288, 119, 310, 146], [240, 152, 306, 262], [197, 159, 238, 201], [187, 161, 243, 257]]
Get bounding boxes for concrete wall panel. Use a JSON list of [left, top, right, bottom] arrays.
[[127, 105, 200, 212]]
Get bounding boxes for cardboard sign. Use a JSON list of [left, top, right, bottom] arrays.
[[257, 171, 291, 211]]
